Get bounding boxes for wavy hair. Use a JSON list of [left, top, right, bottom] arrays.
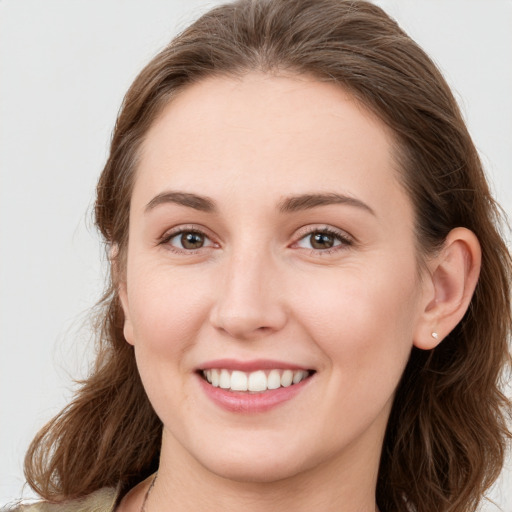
[[24, 1, 511, 511]]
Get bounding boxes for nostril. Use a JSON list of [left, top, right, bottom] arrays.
[[211, 314, 284, 340]]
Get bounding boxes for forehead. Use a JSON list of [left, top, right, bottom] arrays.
[[135, 72, 411, 223]]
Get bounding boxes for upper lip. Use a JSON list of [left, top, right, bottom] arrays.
[[198, 359, 313, 372]]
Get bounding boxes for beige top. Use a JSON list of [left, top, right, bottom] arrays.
[[14, 488, 118, 512]]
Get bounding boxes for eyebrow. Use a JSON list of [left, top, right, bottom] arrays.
[[145, 191, 216, 213], [144, 190, 375, 216], [278, 193, 375, 215]]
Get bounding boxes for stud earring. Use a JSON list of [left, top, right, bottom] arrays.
[[431, 332, 439, 340]]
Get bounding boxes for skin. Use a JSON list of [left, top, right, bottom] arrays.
[[117, 73, 481, 512]]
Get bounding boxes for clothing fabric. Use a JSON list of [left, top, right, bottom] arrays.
[[13, 488, 118, 512]]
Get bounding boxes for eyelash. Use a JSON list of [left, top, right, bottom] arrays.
[[158, 225, 354, 255], [292, 226, 354, 255], [158, 225, 216, 255]]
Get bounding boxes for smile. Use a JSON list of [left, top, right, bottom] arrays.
[[201, 368, 312, 393]]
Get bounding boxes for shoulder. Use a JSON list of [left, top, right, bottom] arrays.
[[12, 487, 118, 512]]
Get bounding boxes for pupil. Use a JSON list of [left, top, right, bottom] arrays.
[[181, 232, 204, 249], [311, 232, 334, 249]]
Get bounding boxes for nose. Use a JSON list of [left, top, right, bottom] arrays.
[[209, 248, 288, 340]]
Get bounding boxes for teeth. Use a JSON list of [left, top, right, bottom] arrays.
[[219, 369, 231, 389], [211, 369, 220, 387], [248, 370, 267, 392], [293, 370, 307, 384], [202, 368, 310, 392], [231, 371, 248, 391], [281, 369, 293, 387], [267, 369, 281, 390]]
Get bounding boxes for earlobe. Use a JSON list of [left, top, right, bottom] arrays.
[[414, 227, 481, 350]]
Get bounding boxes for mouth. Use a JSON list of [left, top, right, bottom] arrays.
[[198, 368, 315, 393]]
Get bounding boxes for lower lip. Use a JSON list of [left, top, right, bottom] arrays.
[[197, 374, 313, 413]]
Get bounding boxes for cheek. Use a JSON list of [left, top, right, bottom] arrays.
[[294, 259, 420, 378], [125, 267, 213, 418], [126, 264, 212, 354]]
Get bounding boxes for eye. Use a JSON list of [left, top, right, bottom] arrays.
[[295, 228, 352, 251], [163, 229, 215, 251]]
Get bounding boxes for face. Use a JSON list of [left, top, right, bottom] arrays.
[[120, 73, 430, 484]]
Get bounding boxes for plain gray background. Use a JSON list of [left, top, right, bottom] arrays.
[[1, 0, 511, 509]]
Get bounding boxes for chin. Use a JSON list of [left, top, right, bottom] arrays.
[[204, 455, 308, 484], [190, 434, 329, 485]]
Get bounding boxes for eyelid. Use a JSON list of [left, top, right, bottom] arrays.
[[291, 225, 354, 251], [158, 224, 219, 253], [157, 223, 354, 255]]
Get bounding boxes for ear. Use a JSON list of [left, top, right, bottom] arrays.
[[118, 282, 135, 346], [414, 227, 481, 350], [111, 243, 135, 346]]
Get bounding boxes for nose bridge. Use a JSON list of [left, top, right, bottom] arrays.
[[211, 240, 287, 338]]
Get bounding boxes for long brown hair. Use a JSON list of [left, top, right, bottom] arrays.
[[24, 1, 511, 511]]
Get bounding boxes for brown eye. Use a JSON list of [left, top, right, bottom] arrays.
[[165, 230, 214, 252], [295, 228, 350, 252], [309, 232, 335, 249], [180, 232, 205, 249]]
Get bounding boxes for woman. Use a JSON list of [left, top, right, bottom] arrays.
[[16, 0, 511, 511]]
